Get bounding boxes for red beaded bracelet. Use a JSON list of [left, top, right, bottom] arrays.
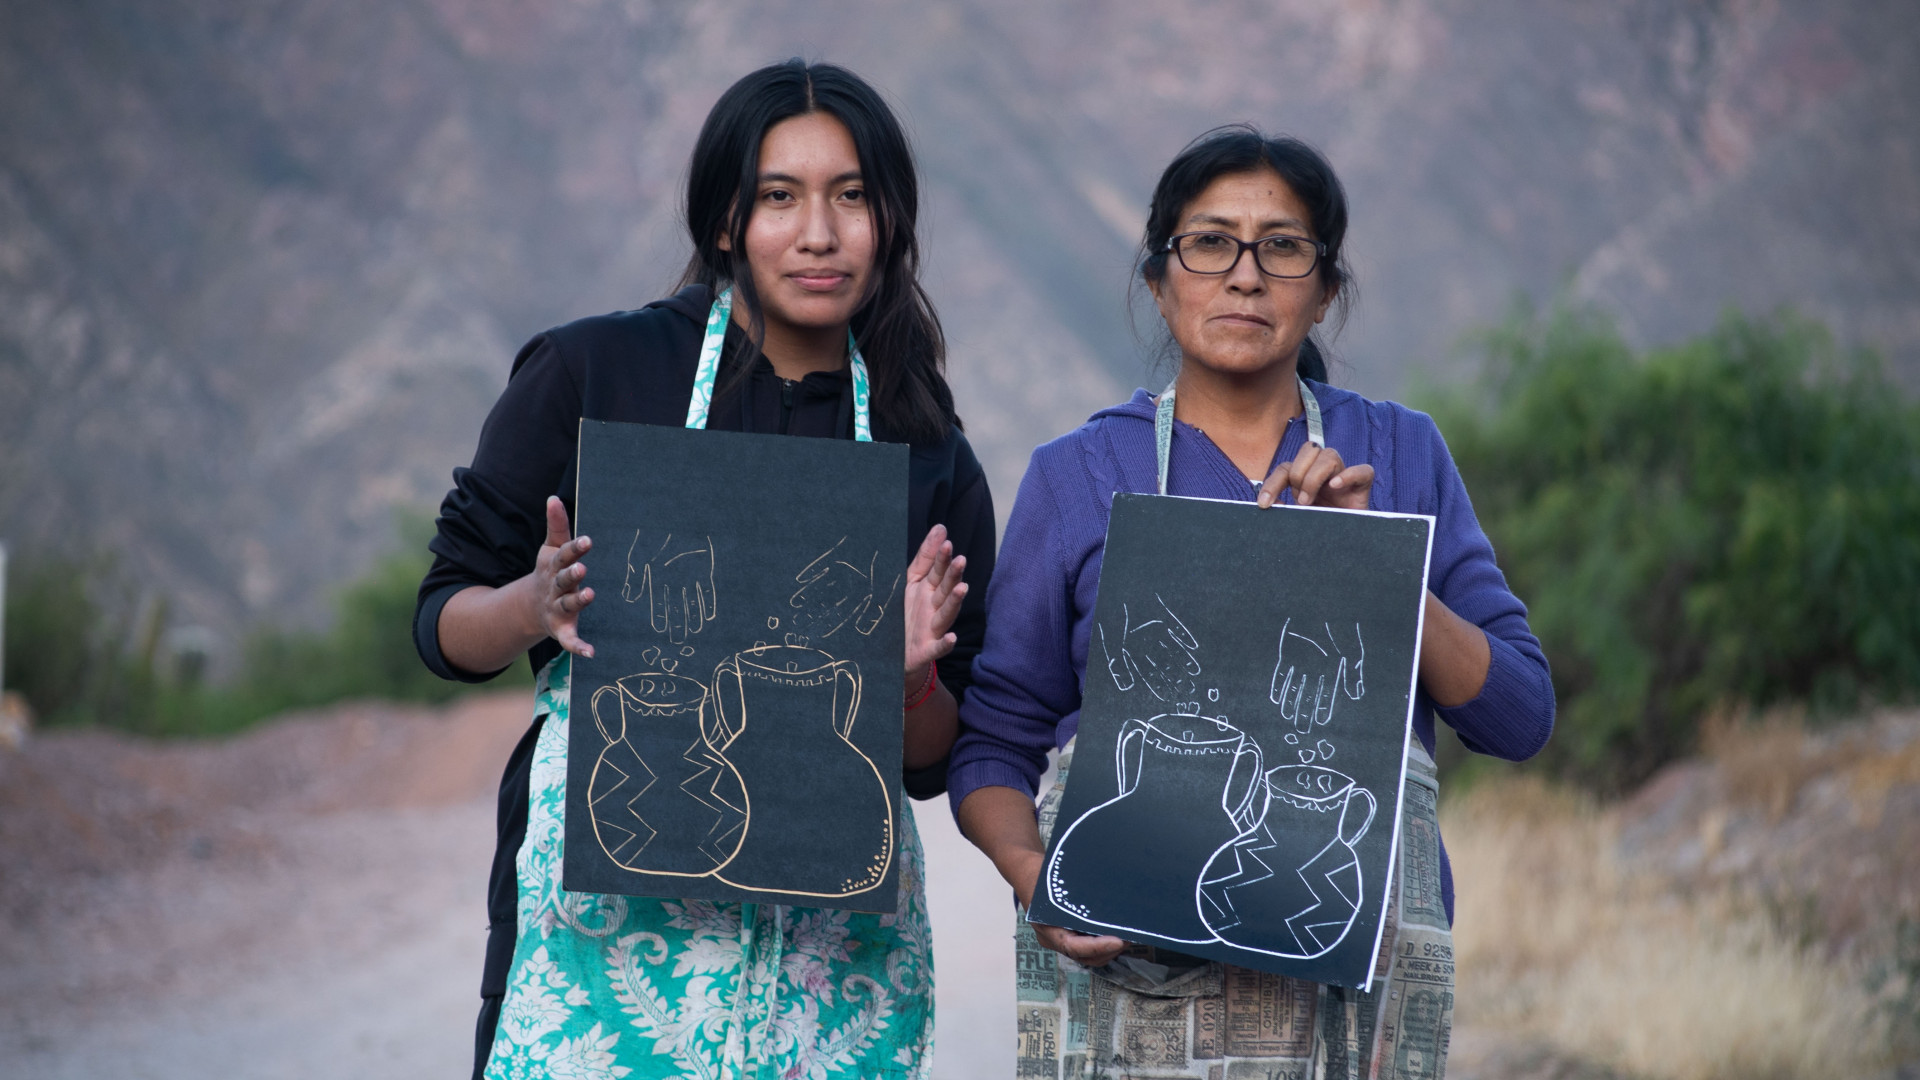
[[904, 664, 939, 711]]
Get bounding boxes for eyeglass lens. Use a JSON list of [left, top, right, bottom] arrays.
[[1175, 233, 1318, 278]]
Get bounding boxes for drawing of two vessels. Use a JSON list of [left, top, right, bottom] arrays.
[[586, 644, 894, 899], [1045, 710, 1378, 959]]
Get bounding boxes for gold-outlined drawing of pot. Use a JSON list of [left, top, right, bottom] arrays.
[[1197, 764, 1377, 958], [706, 645, 894, 899], [1044, 713, 1266, 944], [587, 672, 748, 876]]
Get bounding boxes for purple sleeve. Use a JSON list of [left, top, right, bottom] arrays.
[[948, 451, 1083, 816], [1417, 413, 1555, 761]]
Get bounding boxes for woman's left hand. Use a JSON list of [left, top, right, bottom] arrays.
[[1257, 443, 1374, 510], [903, 524, 968, 681]]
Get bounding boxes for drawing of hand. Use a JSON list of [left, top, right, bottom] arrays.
[[1270, 618, 1365, 732], [904, 524, 968, 680], [789, 537, 901, 642], [622, 532, 716, 643], [1098, 595, 1201, 703]]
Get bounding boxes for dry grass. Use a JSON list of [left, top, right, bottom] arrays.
[[1443, 775, 1892, 1080], [1703, 706, 1920, 830]]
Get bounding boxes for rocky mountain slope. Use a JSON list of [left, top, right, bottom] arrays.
[[2, 0, 1914, 657]]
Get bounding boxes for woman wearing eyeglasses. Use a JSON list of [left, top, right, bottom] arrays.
[[949, 126, 1554, 1078]]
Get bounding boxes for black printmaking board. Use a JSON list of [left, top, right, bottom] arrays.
[[1029, 494, 1433, 988], [564, 420, 909, 912]]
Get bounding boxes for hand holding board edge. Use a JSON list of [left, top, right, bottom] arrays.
[[1028, 493, 1434, 988], [564, 419, 910, 912]]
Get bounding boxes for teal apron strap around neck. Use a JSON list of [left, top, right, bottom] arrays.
[[684, 287, 873, 442], [1155, 374, 1323, 496]]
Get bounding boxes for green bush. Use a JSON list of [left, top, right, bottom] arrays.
[[0, 551, 160, 728], [3, 517, 530, 736], [1424, 305, 1920, 790]]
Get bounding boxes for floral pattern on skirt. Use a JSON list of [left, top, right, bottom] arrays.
[[484, 655, 935, 1080]]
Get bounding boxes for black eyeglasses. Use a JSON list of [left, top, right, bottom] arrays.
[[1165, 231, 1326, 279]]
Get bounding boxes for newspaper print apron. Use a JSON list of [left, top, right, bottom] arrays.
[[484, 291, 934, 1080], [1009, 377, 1456, 1080], [1017, 738, 1452, 1080]]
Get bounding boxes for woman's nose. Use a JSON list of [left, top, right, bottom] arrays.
[[1224, 245, 1266, 293], [796, 196, 838, 253]]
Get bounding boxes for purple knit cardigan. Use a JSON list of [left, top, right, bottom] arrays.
[[948, 382, 1555, 922]]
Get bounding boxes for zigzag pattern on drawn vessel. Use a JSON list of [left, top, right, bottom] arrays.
[[1051, 595, 1382, 961], [582, 541, 903, 899], [677, 735, 747, 867], [587, 672, 747, 877]]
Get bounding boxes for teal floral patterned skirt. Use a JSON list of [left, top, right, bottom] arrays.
[[484, 656, 936, 1080]]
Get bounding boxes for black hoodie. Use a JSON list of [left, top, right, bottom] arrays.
[[412, 284, 995, 1053]]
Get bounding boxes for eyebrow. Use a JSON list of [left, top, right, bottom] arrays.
[[758, 170, 864, 186], [1187, 212, 1308, 233]]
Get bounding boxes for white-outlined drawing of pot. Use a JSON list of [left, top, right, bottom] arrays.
[[1044, 712, 1266, 944], [706, 644, 894, 898], [1197, 764, 1377, 959], [586, 671, 747, 875]]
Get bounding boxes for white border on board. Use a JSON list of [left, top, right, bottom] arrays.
[[1120, 493, 1438, 992]]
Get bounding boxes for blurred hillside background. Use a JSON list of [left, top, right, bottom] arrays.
[[3, 0, 1918, 650], [1, 0, 1917, 1077]]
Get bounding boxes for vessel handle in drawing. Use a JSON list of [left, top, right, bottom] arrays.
[[831, 660, 861, 739], [1115, 718, 1149, 797], [1338, 785, 1377, 846], [1223, 739, 1265, 828], [591, 684, 624, 745], [704, 658, 744, 750]]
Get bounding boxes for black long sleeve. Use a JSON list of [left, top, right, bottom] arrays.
[[414, 283, 997, 795]]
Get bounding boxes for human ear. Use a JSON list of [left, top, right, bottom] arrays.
[[1313, 281, 1338, 325], [1149, 275, 1178, 328], [717, 230, 732, 253]]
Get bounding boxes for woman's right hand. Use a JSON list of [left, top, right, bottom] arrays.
[[534, 496, 597, 658], [1032, 917, 1129, 970], [1012, 850, 1129, 968], [958, 786, 1128, 967], [1256, 441, 1374, 510]]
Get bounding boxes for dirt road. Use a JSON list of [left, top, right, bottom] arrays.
[[0, 693, 1014, 1079], [11, 693, 1907, 1079]]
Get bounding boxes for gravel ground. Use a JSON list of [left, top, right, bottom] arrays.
[[9, 691, 1830, 1079], [0, 693, 1015, 1079]]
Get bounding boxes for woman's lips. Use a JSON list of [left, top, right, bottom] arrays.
[[788, 271, 850, 292], [1213, 312, 1272, 328]]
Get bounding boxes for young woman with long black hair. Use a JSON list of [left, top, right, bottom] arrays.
[[416, 60, 994, 1080], [950, 126, 1553, 1078]]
